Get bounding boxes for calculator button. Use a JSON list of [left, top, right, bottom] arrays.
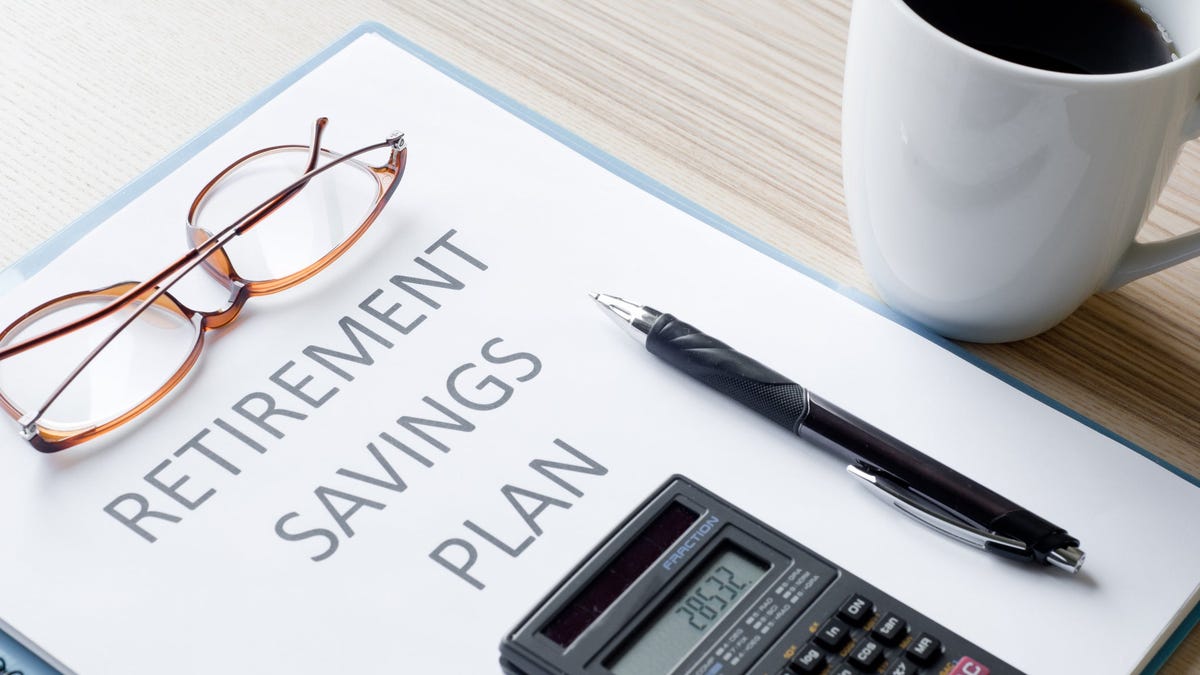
[[847, 638, 886, 671], [871, 612, 908, 645], [815, 618, 851, 651], [906, 633, 943, 665], [788, 644, 827, 674], [837, 593, 874, 627], [886, 660, 921, 675], [948, 656, 990, 675], [829, 666, 858, 675]]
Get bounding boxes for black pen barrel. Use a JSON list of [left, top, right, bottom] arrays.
[[645, 313, 1011, 520], [800, 394, 1078, 560], [644, 311, 1077, 562], [799, 394, 1020, 525]]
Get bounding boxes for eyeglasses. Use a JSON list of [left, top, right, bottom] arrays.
[[0, 118, 408, 452]]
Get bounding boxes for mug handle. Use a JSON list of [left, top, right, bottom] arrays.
[[1102, 102, 1200, 291]]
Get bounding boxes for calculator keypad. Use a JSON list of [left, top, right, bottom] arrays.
[[774, 594, 1007, 675]]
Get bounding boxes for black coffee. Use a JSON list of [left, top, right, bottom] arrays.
[[903, 0, 1179, 74]]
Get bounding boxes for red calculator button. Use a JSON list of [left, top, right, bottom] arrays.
[[948, 656, 990, 675]]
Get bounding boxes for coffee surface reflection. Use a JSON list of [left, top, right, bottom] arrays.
[[903, 0, 1178, 74]]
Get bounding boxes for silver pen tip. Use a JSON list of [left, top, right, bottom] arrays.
[[589, 292, 662, 341], [1047, 545, 1085, 573]]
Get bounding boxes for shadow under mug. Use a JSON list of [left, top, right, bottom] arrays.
[[842, 0, 1200, 342]]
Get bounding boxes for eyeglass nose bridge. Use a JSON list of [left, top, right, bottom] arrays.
[[187, 225, 239, 284], [196, 280, 252, 330]]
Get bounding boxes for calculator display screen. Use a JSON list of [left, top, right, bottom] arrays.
[[608, 546, 767, 675]]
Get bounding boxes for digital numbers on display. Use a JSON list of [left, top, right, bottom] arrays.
[[673, 564, 749, 631], [607, 546, 768, 675]]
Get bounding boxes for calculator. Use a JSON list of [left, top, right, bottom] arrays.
[[499, 475, 1022, 675]]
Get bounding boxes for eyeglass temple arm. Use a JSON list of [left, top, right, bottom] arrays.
[[5, 125, 405, 436]]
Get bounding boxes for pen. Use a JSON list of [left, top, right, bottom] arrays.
[[590, 293, 1085, 573]]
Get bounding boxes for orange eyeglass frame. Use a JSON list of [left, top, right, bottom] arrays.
[[0, 118, 408, 452]]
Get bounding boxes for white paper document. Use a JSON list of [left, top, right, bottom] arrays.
[[0, 28, 1198, 675]]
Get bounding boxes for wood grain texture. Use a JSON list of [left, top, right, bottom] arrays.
[[0, 0, 1197, 671]]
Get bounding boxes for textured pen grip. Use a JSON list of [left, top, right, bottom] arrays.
[[646, 314, 809, 431]]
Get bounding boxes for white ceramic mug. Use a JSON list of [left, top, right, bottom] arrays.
[[842, 0, 1200, 342]]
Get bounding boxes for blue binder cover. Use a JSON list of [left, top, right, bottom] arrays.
[[0, 22, 1197, 675]]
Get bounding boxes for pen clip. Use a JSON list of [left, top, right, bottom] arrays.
[[846, 464, 1028, 556]]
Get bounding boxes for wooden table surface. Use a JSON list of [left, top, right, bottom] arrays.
[[2, 1, 1197, 672]]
